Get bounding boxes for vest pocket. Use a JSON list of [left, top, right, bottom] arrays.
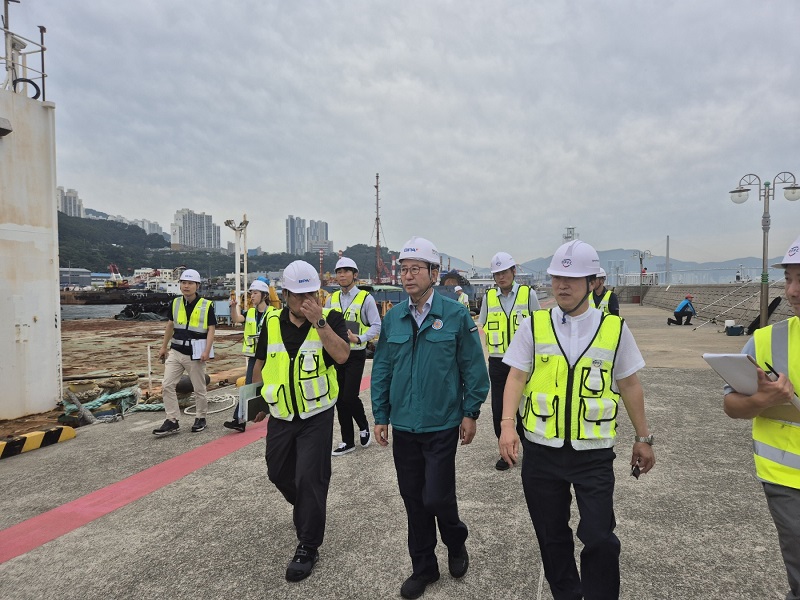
[[299, 374, 330, 407], [486, 322, 505, 350], [262, 383, 285, 406], [579, 366, 608, 398], [578, 397, 618, 440], [524, 392, 559, 439]]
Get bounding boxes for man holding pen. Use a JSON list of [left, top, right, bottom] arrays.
[[723, 234, 800, 600]]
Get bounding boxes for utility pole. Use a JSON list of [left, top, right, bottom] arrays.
[[373, 173, 390, 283]]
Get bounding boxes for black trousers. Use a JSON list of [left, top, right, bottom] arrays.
[[265, 407, 334, 549], [489, 357, 525, 440], [392, 427, 469, 577], [333, 349, 369, 446], [671, 307, 694, 325], [521, 439, 620, 600]]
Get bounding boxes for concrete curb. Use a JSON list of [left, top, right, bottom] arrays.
[[0, 426, 76, 459]]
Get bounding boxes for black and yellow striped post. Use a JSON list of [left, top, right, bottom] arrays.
[[0, 426, 76, 459]]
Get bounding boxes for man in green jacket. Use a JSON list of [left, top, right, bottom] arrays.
[[371, 236, 490, 600]]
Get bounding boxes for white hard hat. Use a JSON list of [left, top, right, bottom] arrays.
[[399, 236, 440, 265], [597, 268, 607, 278], [454, 285, 463, 292], [335, 257, 358, 272], [249, 280, 269, 293], [772, 235, 800, 268], [179, 269, 201, 283], [546, 240, 601, 278], [490, 252, 516, 273], [282, 260, 321, 293]]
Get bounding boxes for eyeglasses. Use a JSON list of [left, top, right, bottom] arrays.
[[400, 265, 428, 276]]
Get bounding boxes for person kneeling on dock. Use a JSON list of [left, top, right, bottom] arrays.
[[667, 294, 696, 326], [153, 269, 216, 436]]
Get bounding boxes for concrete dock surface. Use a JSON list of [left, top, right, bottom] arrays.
[[0, 305, 789, 599]]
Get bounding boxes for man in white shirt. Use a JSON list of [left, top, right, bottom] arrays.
[[499, 240, 655, 600], [325, 257, 382, 456]]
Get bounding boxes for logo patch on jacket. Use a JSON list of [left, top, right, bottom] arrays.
[[432, 319, 443, 330]]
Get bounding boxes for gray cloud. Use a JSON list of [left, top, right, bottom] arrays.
[[12, 0, 800, 267]]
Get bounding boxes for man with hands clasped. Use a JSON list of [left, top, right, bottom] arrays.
[[498, 240, 654, 600]]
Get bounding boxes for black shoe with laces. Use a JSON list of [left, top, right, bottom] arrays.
[[191, 418, 206, 432], [285, 544, 319, 582], [400, 571, 440, 599], [152, 419, 179, 436], [223, 420, 246, 432], [448, 544, 469, 578]]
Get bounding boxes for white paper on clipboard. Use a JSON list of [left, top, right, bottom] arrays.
[[191, 339, 214, 360], [702, 353, 759, 395], [704, 353, 800, 420]]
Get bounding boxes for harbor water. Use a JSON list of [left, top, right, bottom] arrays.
[[60, 304, 121, 320]]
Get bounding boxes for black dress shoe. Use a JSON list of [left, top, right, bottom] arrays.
[[448, 544, 469, 578], [400, 571, 440, 599]]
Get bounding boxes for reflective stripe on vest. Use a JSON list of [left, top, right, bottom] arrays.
[[589, 289, 613, 314], [242, 307, 270, 356], [752, 316, 800, 489], [484, 285, 531, 356], [330, 289, 370, 350], [259, 308, 339, 421], [520, 309, 623, 450], [169, 297, 211, 346]]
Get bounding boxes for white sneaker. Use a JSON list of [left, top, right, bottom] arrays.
[[359, 429, 372, 448], [332, 442, 355, 456]]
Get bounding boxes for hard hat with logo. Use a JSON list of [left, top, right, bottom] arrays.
[[399, 236, 440, 265], [546, 240, 601, 278], [772, 235, 800, 268], [490, 252, 516, 273], [335, 257, 358, 272], [597, 268, 607, 278], [179, 269, 202, 283], [282, 260, 321, 293], [249, 280, 269, 293]]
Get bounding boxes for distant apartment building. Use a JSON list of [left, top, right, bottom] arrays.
[[171, 208, 221, 250], [286, 215, 306, 255], [56, 187, 84, 218], [306, 219, 332, 253], [132, 218, 165, 237]]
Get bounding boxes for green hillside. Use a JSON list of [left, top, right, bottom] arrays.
[[58, 214, 396, 278]]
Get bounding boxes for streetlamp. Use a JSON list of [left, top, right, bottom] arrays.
[[729, 172, 800, 329], [632, 250, 651, 306], [224, 215, 249, 309]]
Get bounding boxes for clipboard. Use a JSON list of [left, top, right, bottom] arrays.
[[190, 339, 214, 360], [237, 383, 268, 422], [702, 353, 759, 395], [704, 353, 800, 421]]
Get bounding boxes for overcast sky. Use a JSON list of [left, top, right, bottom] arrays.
[[10, 0, 800, 267]]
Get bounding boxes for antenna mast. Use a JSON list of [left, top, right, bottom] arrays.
[[373, 173, 390, 283]]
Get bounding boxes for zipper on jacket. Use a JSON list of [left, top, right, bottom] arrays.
[[288, 355, 301, 416]]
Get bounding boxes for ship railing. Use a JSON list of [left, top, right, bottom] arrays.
[[2, 23, 47, 101]]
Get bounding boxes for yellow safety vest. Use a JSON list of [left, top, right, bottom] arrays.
[[484, 285, 531, 356], [241, 306, 271, 357], [589, 289, 613, 314], [169, 297, 211, 347], [329, 289, 370, 351], [520, 309, 623, 449], [752, 316, 800, 489], [260, 309, 339, 421]]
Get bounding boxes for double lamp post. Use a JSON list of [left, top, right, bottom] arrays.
[[729, 172, 800, 328]]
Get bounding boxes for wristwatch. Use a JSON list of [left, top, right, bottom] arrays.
[[635, 434, 654, 445], [315, 317, 327, 329], [464, 410, 480, 420]]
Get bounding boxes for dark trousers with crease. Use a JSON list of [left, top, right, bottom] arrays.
[[392, 427, 468, 577], [265, 407, 334, 549], [521, 439, 620, 600], [334, 349, 369, 446]]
